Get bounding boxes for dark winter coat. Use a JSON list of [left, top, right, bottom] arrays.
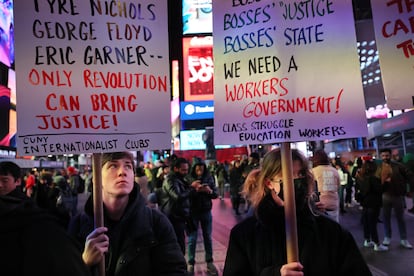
[[223, 194, 372, 276], [68, 185, 186, 276], [188, 162, 218, 213], [0, 195, 90, 276], [229, 165, 243, 197], [159, 172, 192, 221], [375, 160, 414, 196], [358, 175, 383, 208]]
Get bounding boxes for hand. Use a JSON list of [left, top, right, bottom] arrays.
[[270, 189, 284, 207], [280, 261, 304, 276], [199, 185, 213, 194], [82, 227, 109, 266], [315, 201, 326, 212], [191, 180, 202, 190]]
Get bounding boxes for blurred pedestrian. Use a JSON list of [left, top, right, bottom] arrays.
[[312, 149, 341, 222], [376, 148, 414, 249], [357, 160, 388, 251], [158, 157, 195, 254], [186, 157, 219, 275], [229, 159, 243, 215]]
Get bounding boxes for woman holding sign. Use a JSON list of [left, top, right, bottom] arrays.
[[223, 148, 371, 276]]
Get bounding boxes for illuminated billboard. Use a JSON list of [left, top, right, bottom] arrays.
[[183, 0, 212, 35], [183, 36, 214, 102], [0, 0, 15, 150], [180, 129, 206, 150], [180, 100, 214, 120]]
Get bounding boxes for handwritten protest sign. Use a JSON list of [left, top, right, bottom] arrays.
[[213, 0, 367, 146], [371, 0, 414, 110], [14, 0, 170, 156]]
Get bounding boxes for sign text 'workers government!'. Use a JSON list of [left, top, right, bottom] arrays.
[[213, 0, 368, 146]]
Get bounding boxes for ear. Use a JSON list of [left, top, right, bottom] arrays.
[[265, 179, 273, 189]]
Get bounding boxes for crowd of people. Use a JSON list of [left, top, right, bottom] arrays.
[[1, 147, 414, 275]]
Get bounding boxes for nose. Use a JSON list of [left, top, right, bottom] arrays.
[[117, 166, 127, 176]]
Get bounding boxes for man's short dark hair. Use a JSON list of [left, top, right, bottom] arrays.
[[102, 152, 135, 169], [0, 161, 22, 181], [250, 152, 260, 160], [380, 148, 392, 154], [173, 157, 189, 169]]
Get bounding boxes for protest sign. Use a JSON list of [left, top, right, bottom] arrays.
[[371, 0, 414, 110], [14, 0, 170, 156], [213, 0, 367, 146]]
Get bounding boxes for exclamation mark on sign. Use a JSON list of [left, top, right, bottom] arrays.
[[336, 89, 344, 113]]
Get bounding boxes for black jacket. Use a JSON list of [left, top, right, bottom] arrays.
[[0, 195, 90, 276], [188, 162, 218, 213], [68, 185, 186, 276], [223, 194, 372, 276], [159, 172, 192, 221], [358, 175, 382, 208]]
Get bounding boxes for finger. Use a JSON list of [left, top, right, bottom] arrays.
[[87, 227, 108, 239]]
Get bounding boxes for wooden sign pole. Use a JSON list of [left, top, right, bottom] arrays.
[[92, 153, 105, 276], [280, 142, 299, 263]]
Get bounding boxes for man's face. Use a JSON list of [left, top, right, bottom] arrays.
[[102, 158, 135, 198], [0, 173, 20, 196], [175, 163, 189, 177], [381, 151, 391, 163]]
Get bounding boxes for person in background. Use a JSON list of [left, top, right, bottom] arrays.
[[25, 169, 37, 198], [34, 170, 53, 209], [147, 164, 170, 209], [357, 160, 388, 251], [223, 148, 372, 276], [135, 166, 149, 201], [403, 153, 414, 214], [143, 161, 153, 188], [240, 152, 261, 213], [0, 161, 90, 276], [375, 148, 414, 249], [216, 161, 229, 200], [312, 149, 341, 222], [335, 159, 350, 214], [229, 159, 243, 215], [68, 152, 187, 275], [67, 166, 82, 216], [186, 157, 219, 275], [158, 157, 195, 255]]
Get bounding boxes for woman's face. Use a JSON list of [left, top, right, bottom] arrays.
[[292, 160, 303, 178], [195, 165, 204, 177], [266, 173, 284, 206]]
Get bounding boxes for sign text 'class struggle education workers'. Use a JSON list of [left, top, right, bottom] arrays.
[[213, 0, 368, 145]]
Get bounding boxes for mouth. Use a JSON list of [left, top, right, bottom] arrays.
[[116, 180, 129, 186]]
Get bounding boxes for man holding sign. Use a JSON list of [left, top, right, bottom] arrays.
[[68, 152, 186, 275]]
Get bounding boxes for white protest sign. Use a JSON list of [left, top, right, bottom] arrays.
[[213, 0, 367, 146], [15, 0, 170, 156], [371, 0, 414, 110]]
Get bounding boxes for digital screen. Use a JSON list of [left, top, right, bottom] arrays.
[[183, 0, 212, 35], [183, 36, 214, 102], [0, 0, 16, 149], [180, 129, 206, 150]]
